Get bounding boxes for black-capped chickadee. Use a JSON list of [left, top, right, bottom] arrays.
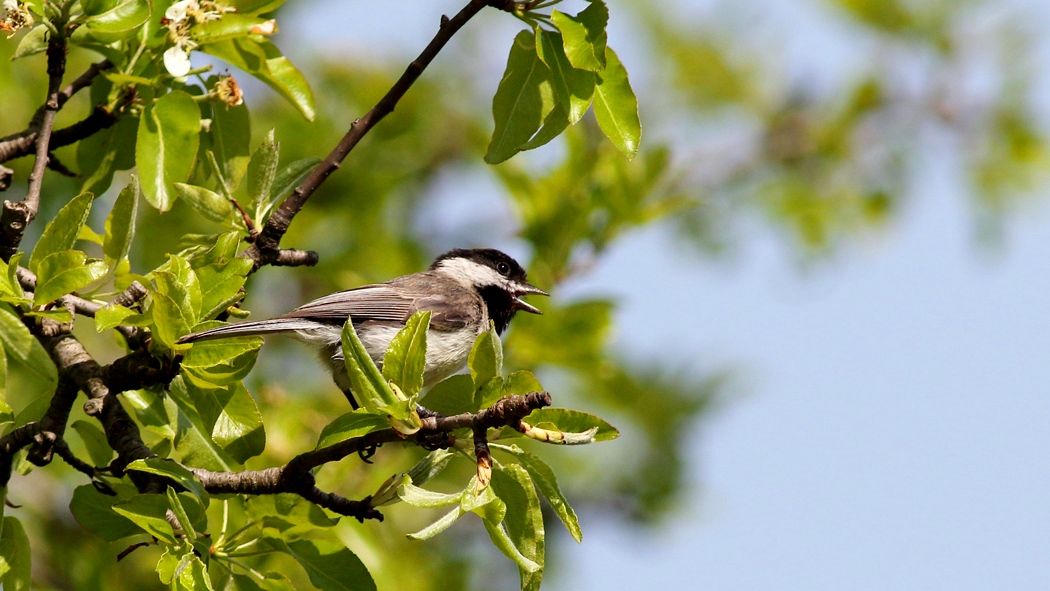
[[177, 249, 547, 406]]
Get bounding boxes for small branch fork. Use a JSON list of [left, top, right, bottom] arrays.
[[242, 0, 515, 271], [190, 392, 552, 522]]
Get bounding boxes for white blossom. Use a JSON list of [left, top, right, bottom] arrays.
[[163, 46, 192, 78]]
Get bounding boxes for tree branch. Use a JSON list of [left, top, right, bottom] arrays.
[[0, 60, 113, 166], [242, 0, 510, 270], [0, 31, 67, 261], [190, 392, 552, 521]]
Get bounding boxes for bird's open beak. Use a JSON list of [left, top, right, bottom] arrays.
[[513, 283, 548, 315]]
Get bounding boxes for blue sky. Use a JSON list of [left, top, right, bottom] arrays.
[[280, 1, 1050, 588]]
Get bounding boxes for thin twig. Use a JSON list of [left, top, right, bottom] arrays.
[[242, 0, 511, 270]]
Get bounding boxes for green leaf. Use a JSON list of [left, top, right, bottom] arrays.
[[33, 251, 108, 306], [504, 370, 543, 396], [122, 388, 178, 441], [127, 458, 208, 502], [180, 336, 261, 385], [0, 516, 31, 591], [520, 102, 570, 152], [208, 101, 251, 192], [173, 554, 214, 591], [407, 448, 455, 487], [155, 254, 202, 326], [69, 482, 141, 541], [490, 464, 544, 585], [420, 374, 474, 417], [77, 116, 137, 198], [265, 536, 376, 591], [524, 408, 619, 442], [246, 494, 336, 534], [340, 320, 400, 413], [103, 179, 138, 269], [28, 192, 94, 274], [112, 494, 177, 544], [406, 507, 463, 541], [195, 257, 253, 321], [137, 90, 202, 211], [13, 25, 47, 60], [316, 409, 390, 449], [227, 0, 287, 15], [398, 482, 463, 509], [192, 14, 276, 44], [535, 29, 595, 124], [485, 31, 557, 164], [469, 325, 503, 403], [592, 47, 641, 159], [0, 351, 10, 423], [173, 183, 234, 223], [167, 376, 242, 471], [202, 38, 315, 121], [85, 0, 151, 34], [382, 310, 430, 398], [228, 572, 296, 591], [180, 378, 265, 463], [0, 304, 56, 385], [493, 444, 581, 542], [0, 261, 26, 309], [551, 1, 608, 72], [152, 292, 192, 348], [95, 304, 136, 332], [247, 129, 280, 218], [167, 487, 196, 542], [70, 420, 114, 467]]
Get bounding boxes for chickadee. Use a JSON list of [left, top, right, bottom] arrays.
[[177, 248, 547, 407]]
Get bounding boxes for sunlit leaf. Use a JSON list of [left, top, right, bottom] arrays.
[[103, 179, 138, 269], [137, 91, 202, 212], [202, 38, 316, 120], [535, 29, 595, 123], [593, 48, 641, 159], [0, 517, 31, 591], [551, 1, 608, 72], [28, 192, 94, 274], [382, 310, 430, 398], [315, 409, 390, 449], [264, 536, 376, 591], [112, 494, 177, 544], [485, 31, 557, 164]]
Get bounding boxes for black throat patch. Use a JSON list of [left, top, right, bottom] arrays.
[[477, 285, 517, 335]]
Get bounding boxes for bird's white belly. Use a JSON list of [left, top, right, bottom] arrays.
[[324, 325, 481, 393]]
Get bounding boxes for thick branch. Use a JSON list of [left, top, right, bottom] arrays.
[[242, 0, 507, 270], [190, 392, 552, 520]]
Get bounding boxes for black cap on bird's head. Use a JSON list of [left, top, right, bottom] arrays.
[[431, 248, 548, 315]]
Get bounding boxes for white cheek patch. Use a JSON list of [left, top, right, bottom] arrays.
[[437, 257, 507, 288]]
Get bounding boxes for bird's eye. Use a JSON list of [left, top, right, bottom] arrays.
[[496, 262, 510, 276]]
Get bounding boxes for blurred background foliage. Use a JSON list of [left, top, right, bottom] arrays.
[[0, 0, 1046, 589]]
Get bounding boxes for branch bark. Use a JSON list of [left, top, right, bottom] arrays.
[[0, 32, 67, 261], [190, 392, 552, 521]]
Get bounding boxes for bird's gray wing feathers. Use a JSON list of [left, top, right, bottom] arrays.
[[282, 284, 414, 323], [178, 274, 479, 345], [176, 318, 323, 343]]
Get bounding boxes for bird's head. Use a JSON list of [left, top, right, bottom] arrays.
[[431, 248, 548, 314]]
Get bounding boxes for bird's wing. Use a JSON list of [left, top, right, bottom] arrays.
[[282, 284, 415, 324]]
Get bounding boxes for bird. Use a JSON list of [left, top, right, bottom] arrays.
[[177, 248, 547, 407]]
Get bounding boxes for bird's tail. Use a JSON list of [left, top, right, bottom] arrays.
[[176, 318, 323, 344]]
